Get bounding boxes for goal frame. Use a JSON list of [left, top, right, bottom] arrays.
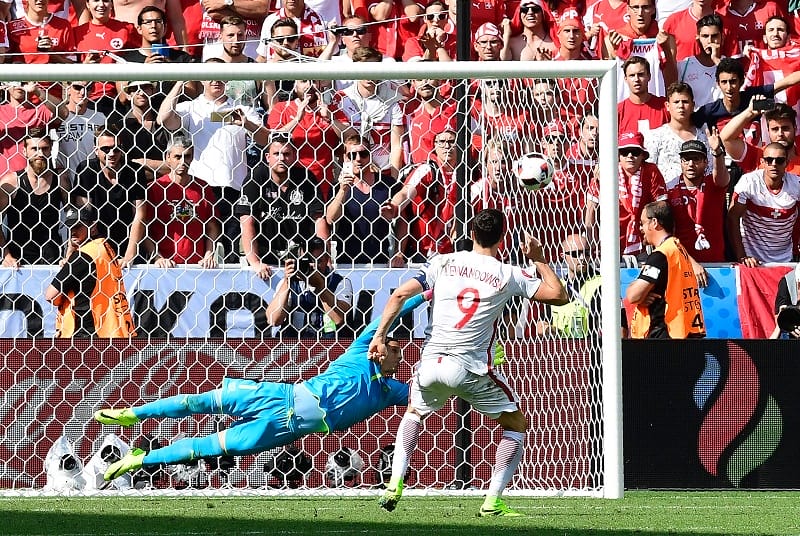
[[0, 60, 622, 499]]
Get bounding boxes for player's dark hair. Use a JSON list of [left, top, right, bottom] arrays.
[[643, 201, 674, 234], [715, 57, 744, 83], [696, 13, 723, 32], [471, 208, 505, 247], [764, 103, 797, 124], [622, 55, 650, 77]]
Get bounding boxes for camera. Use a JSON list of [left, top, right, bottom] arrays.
[[285, 243, 313, 278], [752, 98, 775, 112]]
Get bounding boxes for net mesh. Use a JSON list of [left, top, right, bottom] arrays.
[[0, 59, 614, 496]]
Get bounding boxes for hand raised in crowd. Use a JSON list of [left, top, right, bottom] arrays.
[[145, 52, 167, 64], [419, 28, 446, 52], [607, 30, 625, 50], [706, 126, 723, 155], [83, 51, 103, 64], [537, 47, 553, 61], [585, 24, 601, 40], [738, 255, 762, 268], [521, 232, 546, 264]]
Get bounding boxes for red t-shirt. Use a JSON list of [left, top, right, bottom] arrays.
[[405, 99, 458, 164], [401, 158, 455, 258], [718, 0, 787, 55], [74, 19, 137, 101], [617, 96, 668, 134], [665, 175, 728, 262], [147, 176, 217, 264], [7, 15, 76, 64], [368, 0, 422, 60], [0, 103, 54, 175], [267, 100, 340, 200]]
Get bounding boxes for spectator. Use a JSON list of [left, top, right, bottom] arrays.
[[158, 61, 269, 263], [72, 130, 149, 268], [380, 128, 459, 265], [662, 0, 717, 62], [546, 17, 597, 120], [728, 142, 800, 266], [677, 14, 725, 110], [320, 15, 394, 93], [645, 82, 714, 182], [267, 79, 341, 201], [7, 0, 76, 65], [405, 77, 457, 164], [719, 0, 786, 55], [530, 78, 572, 134], [692, 57, 800, 135], [93, 0, 187, 43], [0, 22, 7, 60], [144, 135, 220, 268], [540, 233, 601, 338], [721, 101, 800, 175], [260, 18, 304, 109], [203, 15, 265, 110], [626, 200, 706, 339], [473, 22, 505, 62], [471, 78, 532, 160], [109, 81, 171, 178], [0, 81, 67, 176], [771, 264, 800, 339], [256, 0, 328, 60], [584, 0, 627, 58], [366, 0, 422, 61], [760, 15, 791, 51], [402, 0, 455, 62], [44, 204, 136, 338], [53, 81, 107, 176], [617, 56, 669, 135], [508, 0, 554, 61], [322, 134, 399, 265], [74, 0, 137, 115], [585, 131, 667, 258], [265, 236, 354, 339], [566, 112, 598, 182], [235, 136, 323, 278], [330, 46, 405, 176], [665, 139, 729, 263], [0, 129, 70, 267]]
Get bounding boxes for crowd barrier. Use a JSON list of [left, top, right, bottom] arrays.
[[1, 264, 794, 338]]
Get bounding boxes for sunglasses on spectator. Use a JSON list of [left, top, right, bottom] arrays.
[[425, 12, 448, 21], [347, 149, 370, 160], [620, 148, 643, 158], [763, 156, 787, 165], [125, 84, 154, 94], [339, 27, 367, 36], [681, 154, 705, 163], [484, 79, 506, 89], [99, 145, 121, 154], [564, 249, 588, 257], [435, 138, 456, 145], [71, 84, 88, 92], [272, 35, 299, 44], [520, 5, 543, 14]]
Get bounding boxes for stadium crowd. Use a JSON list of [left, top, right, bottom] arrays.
[[0, 0, 799, 337]]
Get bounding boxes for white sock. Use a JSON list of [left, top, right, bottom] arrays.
[[486, 430, 525, 499], [389, 412, 421, 488]]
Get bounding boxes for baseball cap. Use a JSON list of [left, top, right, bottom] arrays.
[[64, 204, 98, 227], [678, 139, 707, 157], [543, 121, 567, 138], [558, 17, 583, 30], [474, 22, 502, 43], [618, 131, 648, 156]]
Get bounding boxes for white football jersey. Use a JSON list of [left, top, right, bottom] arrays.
[[419, 251, 542, 375]]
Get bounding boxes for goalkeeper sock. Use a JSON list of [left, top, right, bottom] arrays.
[[486, 430, 525, 498], [143, 432, 223, 466], [134, 390, 223, 420], [388, 412, 421, 489]]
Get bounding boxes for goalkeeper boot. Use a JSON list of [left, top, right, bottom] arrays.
[[479, 497, 523, 517], [94, 408, 140, 427], [378, 479, 403, 512], [104, 448, 145, 481]]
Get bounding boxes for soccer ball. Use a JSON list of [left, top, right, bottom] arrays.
[[514, 153, 554, 191]]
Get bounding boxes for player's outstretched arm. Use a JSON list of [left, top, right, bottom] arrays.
[[368, 279, 425, 358], [350, 289, 429, 354]]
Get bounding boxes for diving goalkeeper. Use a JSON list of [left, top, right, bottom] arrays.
[[95, 292, 429, 481]]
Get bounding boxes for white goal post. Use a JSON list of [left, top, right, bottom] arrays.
[[0, 60, 622, 498]]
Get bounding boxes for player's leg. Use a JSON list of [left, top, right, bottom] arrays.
[[455, 368, 525, 517], [380, 356, 457, 512], [94, 390, 222, 426]]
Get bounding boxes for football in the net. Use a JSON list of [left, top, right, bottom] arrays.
[[513, 153, 554, 191]]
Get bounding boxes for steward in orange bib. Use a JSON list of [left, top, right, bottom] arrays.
[[626, 200, 705, 339], [45, 204, 136, 338]]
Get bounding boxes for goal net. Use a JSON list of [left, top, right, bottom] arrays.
[[0, 59, 621, 498]]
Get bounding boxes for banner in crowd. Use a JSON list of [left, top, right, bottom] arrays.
[[624, 339, 800, 489]]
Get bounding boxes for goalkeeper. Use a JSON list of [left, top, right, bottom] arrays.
[[95, 292, 429, 481]]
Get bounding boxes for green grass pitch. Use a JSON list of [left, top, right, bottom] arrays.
[[3, 491, 800, 535]]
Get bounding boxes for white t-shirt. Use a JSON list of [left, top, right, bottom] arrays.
[[678, 56, 722, 110], [54, 108, 107, 174], [644, 123, 713, 182], [174, 94, 260, 155], [418, 251, 541, 375]]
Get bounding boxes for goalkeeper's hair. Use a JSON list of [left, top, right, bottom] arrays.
[[471, 208, 505, 248]]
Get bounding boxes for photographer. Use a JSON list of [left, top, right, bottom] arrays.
[[265, 237, 353, 339]]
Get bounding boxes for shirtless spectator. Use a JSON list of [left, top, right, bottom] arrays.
[[74, 0, 137, 114], [405, 77, 457, 164], [677, 14, 725, 110], [617, 56, 668, 135], [508, 0, 554, 61], [145, 135, 220, 268], [402, 0, 455, 62], [0, 130, 70, 267]]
